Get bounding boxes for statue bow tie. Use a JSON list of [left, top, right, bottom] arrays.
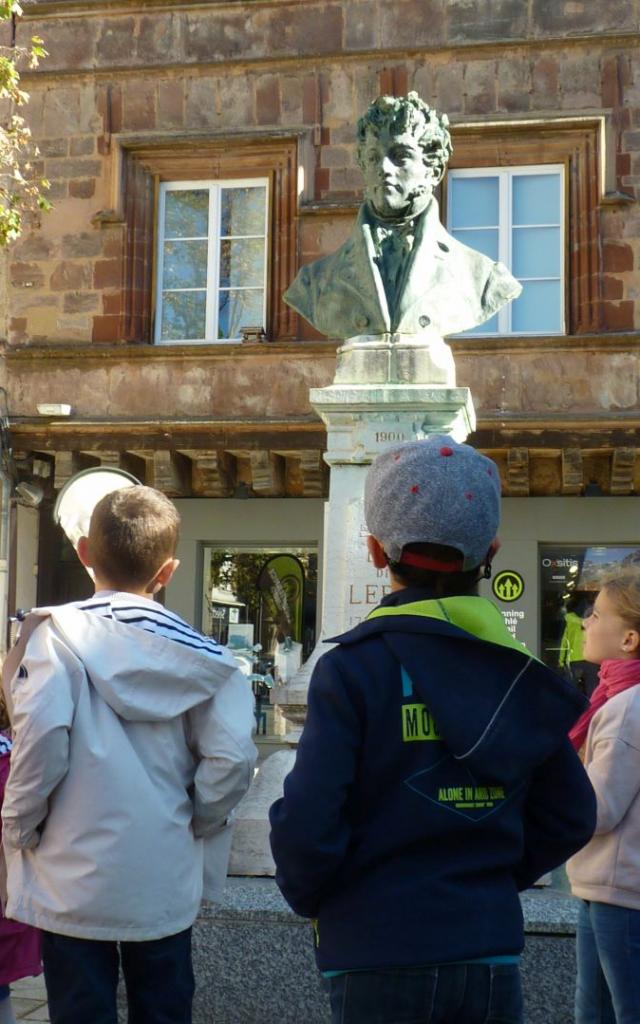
[[374, 222, 415, 259]]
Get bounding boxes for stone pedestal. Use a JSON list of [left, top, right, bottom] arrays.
[[227, 751, 294, 876], [115, 882, 583, 1023], [229, 376, 475, 875], [307, 382, 475, 639], [333, 330, 456, 387]]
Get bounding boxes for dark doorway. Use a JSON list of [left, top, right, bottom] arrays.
[[36, 502, 93, 607]]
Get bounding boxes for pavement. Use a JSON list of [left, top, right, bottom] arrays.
[[11, 975, 49, 1021]]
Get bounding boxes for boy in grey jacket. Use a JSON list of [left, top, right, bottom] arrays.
[[2, 486, 256, 1024]]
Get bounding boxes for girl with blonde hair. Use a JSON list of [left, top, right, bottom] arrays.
[[568, 567, 640, 1023]]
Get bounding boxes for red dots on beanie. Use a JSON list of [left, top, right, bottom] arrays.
[[466, 492, 474, 501], [411, 484, 420, 494], [440, 446, 453, 456]]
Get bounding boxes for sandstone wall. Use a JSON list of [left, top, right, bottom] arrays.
[[3, 0, 639, 424]]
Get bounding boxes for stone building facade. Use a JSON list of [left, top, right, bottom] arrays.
[[1, 0, 639, 660]]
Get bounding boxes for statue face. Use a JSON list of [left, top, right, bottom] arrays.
[[361, 127, 434, 218]]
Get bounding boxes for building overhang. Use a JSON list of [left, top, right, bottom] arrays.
[[5, 332, 639, 498]]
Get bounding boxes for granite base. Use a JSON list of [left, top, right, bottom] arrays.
[[116, 881, 579, 1023]]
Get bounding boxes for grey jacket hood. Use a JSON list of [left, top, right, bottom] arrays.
[[47, 605, 239, 723]]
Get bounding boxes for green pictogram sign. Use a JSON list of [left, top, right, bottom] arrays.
[[493, 570, 525, 603]]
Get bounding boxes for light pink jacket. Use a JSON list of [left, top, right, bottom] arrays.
[[567, 684, 640, 909]]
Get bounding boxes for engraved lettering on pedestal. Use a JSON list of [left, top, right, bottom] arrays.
[[375, 431, 407, 444]]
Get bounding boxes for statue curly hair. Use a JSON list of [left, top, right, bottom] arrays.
[[356, 92, 453, 186]]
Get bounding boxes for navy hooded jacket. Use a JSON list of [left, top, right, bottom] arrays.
[[269, 589, 596, 972]]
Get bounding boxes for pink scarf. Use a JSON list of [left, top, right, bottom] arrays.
[[570, 658, 640, 751]]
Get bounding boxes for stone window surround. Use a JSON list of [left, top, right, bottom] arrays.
[[445, 113, 621, 336], [96, 131, 300, 344]]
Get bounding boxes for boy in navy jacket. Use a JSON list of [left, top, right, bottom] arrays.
[[269, 437, 596, 1024]]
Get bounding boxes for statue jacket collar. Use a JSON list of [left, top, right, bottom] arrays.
[[331, 197, 517, 337], [359, 198, 448, 332]]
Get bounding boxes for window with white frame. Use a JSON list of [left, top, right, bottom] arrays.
[[447, 165, 564, 335], [155, 179, 269, 344]]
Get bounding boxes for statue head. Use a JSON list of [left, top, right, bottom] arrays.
[[356, 92, 453, 219]]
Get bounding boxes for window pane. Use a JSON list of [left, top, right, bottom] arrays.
[[164, 189, 209, 238], [512, 226, 561, 278], [450, 177, 499, 229], [451, 228, 499, 261], [511, 280, 562, 333], [161, 290, 207, 341], [218, 289, 264, 340], [219, 238, 265, 288], [162, 240, 208, 290], [464, 312, 500, 335], [513, 174, 561, 226], [221, 186, 267, 237]]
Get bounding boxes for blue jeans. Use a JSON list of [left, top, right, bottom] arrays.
[[576, 900, 640, 1024], [42, 928, 194, 1024], [327, 962, 523, 1024]]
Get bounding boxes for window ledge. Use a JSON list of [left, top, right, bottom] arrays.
[[4, 339, 340, 363], [450, 332, 640, 354], [6, 334, 638, 364]]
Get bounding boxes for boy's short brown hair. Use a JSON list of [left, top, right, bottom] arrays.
[[88, 486, 180, 589]]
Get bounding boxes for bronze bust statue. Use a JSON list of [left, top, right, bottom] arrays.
[[285, 93, 521, 364]]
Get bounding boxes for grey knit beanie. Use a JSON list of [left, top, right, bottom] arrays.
[[364, 436, 501, 570]]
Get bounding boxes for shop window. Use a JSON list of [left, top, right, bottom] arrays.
[[201, 545, 318, 737], [447, 166, 564, 336], [155, 179, 269, 344], [110, 137, 298, 345], [540, 544, 640, 694]]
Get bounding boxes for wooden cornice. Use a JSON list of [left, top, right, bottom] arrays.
[[9, 417, 325, 453], [475, 410, 640, 429], [13, 439, 640, 500]]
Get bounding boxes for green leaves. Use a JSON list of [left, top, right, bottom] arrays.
[[0, 1, 21, 19], [0, 2, 51, 245]]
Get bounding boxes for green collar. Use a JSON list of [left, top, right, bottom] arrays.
[[367, 596, 536, 660]]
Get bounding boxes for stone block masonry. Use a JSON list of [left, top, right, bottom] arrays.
[[5, 0, 639, 351], [0, 0, 636, 688]]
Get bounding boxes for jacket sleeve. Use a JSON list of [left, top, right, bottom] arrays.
[[585, 734, 640, 835], [513, 737, 597, 890], [269, 651, 361, 918], [481, 259, 522, 318], [283, 265, 315, 324], [2, 622, 75, 850], [186, 666, 257, 838]]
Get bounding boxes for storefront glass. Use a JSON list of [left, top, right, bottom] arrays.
[[540, 543, 640, 694], [201, 545, 318, 737]]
